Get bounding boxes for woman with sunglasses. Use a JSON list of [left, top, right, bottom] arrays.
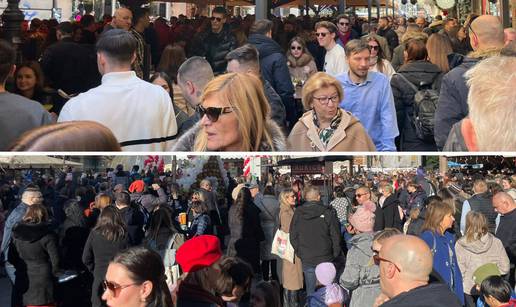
[[286, 36, 317, 99], [172, 73, 286, 152], [287, 72, 375, 151], [83, 206, 129, 307], [278, 189, 303, 306], [362, 35, 396, 79], [340, 201, 381, 307], [419, 201, 465, 306], [102, 246, 173, 307]]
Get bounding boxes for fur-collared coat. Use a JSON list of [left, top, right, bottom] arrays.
[[171, 121, 287, 152], [287, 53, 318, 98]]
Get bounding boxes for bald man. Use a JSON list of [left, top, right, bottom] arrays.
[[355, 186, 384, 231], [434, 15, 505, 150], [105, 7, 133, 32], [493, 192, 516, 269], [375, 235, 462, 307]]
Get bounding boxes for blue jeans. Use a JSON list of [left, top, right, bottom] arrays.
[[303, 264, 317, 296]]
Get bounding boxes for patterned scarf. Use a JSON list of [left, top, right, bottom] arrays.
[[312, 109, 342, 146]]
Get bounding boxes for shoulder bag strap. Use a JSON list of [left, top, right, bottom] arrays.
[[168, 233, 178, 250], [396, 73, 419, 92]]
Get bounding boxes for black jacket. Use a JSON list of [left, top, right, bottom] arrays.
[[196, 25, 237, 75], [391, 60, 442, 151], [9, 223, 59, 306], [248, 34, 297, 127], [379, 283, 462, 307], [290, 201, 341, 266], [376, 27, 399, 53], [263, 79, 287, 129], [382, 194, 403, 231], [496, 208, 516, 262], [118, 205, 145, 246]]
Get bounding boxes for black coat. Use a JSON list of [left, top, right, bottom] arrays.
[[376, 27, 399, 53], [118, 205, 145, 246], [390, 60, 442, 151], [290, 201, 342, 267], [82, 230, 129, 307], [248, 34, 297, 127], [8, 222, 59, 306], [196, 25, 237, 75], [381, 194, 403, 231], [379, 283, 462, 307]]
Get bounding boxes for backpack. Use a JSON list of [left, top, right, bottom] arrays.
[[397, 73, 439, 142]]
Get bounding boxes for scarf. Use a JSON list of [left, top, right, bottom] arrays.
[[337, 31, 351, 46], [312, 109, 342, 147]]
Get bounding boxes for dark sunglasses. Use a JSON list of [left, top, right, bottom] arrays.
[[368, 45, 379, 51], [198, 105, 233, 122], [315, 32, 329, 37], [339, 22, 350, 26], [291, 46, 302, 51], [355, 192, 369, 197], [210, 16, 223, 22], [102, 280, 138, 297], [372, 254, 401, 272]]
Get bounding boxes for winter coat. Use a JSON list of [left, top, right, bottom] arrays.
[[443, 120, 469, 151], [407, 189, 427, 212], [287, 110, 376, 152], [434, 48, 501, 149], [381, 194, 403, 231], [188, 213, 212, 237], [455, 233, 510, 294], [82, 230, 129, 307], [176, 282, 225, 307], [130, 187, 167, 213], [340, 232, 381, 307], [290, 201, 342, 267], [196, 25, 237, 75], [8, 222, 59, 306], [390, 60, 442, 151], [255, 194, 280, 261], [248, 34, 297, 125], [279, 202, 303, 290], [376, 27, 399, 55], [263, 79, 287, 128], [59, 200, 90, 271], [391, 31, 429, 71], [172, 121, 287, 152], [117, 205, 145, 246], [379, 283, 463, 307], [495, 208, 516, 262], [420, 230, 464, 305], [1, 201, 28, 262], [287, 53, 318, 98]]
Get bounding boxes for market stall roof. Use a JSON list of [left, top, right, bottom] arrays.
[[161, 0, 389, 6], [162, 0, 254, 5], [277, 155, 353, 166], [0, 156, 83, 168], [278, 0, 390, 7]]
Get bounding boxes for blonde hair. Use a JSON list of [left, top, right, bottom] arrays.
[[279, 188, 294, 208], [301, 72, 344, 111], [421, 201, 455, 234], [427, 33, 453, 73], [466, 56, 516, 151], [193, 73, 274, 151], [95, 193, 112, 210], [464, 211, 488, 242]]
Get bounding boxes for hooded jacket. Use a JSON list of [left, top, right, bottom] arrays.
[[391, 60, 442, 151], [290, 201, 341, 267], [9, 222, 59, 306], [172, 121, 287, 152], [434, 48, 501, 149], [287, 110, 376, 152], [455, 233, 510, 294], [379, 283, 463, 307]]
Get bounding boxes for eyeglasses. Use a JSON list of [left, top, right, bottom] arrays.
[[355, 193, 369, 198], [210, 16, 223, 22], [339, 22, 350, 26], [291, 46, 302, 51], [198, 105, 233, 123], [102, 280, 138, 297], [368, 45, 379, 51], [313, 95, 339, 105], [372, 254, 401, 272], [315, 32, 329, 37]]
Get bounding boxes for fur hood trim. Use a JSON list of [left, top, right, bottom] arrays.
[[287, 52, 314, 68], [467, 47, 502, 59]]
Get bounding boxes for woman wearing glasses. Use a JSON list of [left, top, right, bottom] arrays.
[[172, 73, 286, 152], [286, 36, 317, 99], [362, 35, 396, 79], [278, 189, 303, 306], [287, 72, 375, 151], [82, 206, 129, 307], [419, 201, 465, 306], [101, 246, 173, 307]]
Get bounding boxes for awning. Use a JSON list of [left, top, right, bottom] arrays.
[[158, 0, 254, 5], [277, 156, 353, 166], [278, 0, 391, 7], [0, 156, 83, 168]]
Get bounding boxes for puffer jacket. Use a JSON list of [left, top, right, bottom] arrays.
[[455, 233, 510, 294], [434, 48, 501, 149], [197, 25, 237, 75], [340, 232, 381, 307], [391, 60, 442, 151]]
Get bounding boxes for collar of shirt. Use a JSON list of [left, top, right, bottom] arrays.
[[101, 71, 138, 85], [339, 70, 374, 87]]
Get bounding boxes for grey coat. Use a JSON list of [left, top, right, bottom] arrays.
[[255, 194, 280, 260], [340, 232, 381, 307]]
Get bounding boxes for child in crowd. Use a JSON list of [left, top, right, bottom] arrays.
[[481, 275, 516, 307], [308, 262, 347, 307]]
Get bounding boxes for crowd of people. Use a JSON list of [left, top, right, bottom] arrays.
[[1, 162, 516, 307], [0, 8, 515, 152]]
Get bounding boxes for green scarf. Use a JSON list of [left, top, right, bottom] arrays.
[[312, 109, 342, 147]]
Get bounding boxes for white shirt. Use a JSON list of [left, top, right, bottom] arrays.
[[324, 43, 348, 77], [58, 71, 178, 151], [369, 59, 396, 80]]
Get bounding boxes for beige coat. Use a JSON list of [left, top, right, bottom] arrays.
[[279, 203, 303, 290], [287, 110, 376, 152], [288, 53, 318, 99], [455, 233, 510, 294]]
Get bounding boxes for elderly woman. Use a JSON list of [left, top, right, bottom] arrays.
[[172, 73, 286, 152], [287, 72, 375, 151]]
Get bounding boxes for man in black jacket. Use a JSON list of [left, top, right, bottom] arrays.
[[377, 17, 399, 54], [115, 191, 144, 246], [493, 192, 516, 278], [290, 185, 341, 296], [194, 7, 236, 75]]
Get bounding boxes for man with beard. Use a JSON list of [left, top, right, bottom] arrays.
[[336, 39, 398, 151]]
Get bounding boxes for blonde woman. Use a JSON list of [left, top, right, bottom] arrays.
[[287, 72, 375, 151], [172, 73, 286, 151], [278, 189, 303, 306], [455, 211, 509, 307], [426, 33, 454, 74]]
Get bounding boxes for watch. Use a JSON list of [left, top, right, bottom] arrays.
[[435, 0, 456, 9]]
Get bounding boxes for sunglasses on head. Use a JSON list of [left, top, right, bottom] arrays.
[[316, 32, 329, 37], [102, 280, 138, 297], [198, 105, 233, 122], [368, 45, 379, 51], [291, 46, 302, 51], [210, 16, 223, 22]]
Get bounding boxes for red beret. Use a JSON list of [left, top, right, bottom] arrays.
[[176, 235, 222, 273]]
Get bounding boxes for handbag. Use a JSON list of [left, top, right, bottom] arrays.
[[271, 228, 295, 263], [164, 233, 181, 288]]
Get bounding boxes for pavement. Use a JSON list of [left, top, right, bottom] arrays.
[[0, 275, 11, 307]]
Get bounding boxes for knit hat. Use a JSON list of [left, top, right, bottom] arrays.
[[128, 180, 145, 193], [176, 235, 222, 273], [473, 263, 501, 285], [348, 201, 376, 233], [315, 262, 336, 286]]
